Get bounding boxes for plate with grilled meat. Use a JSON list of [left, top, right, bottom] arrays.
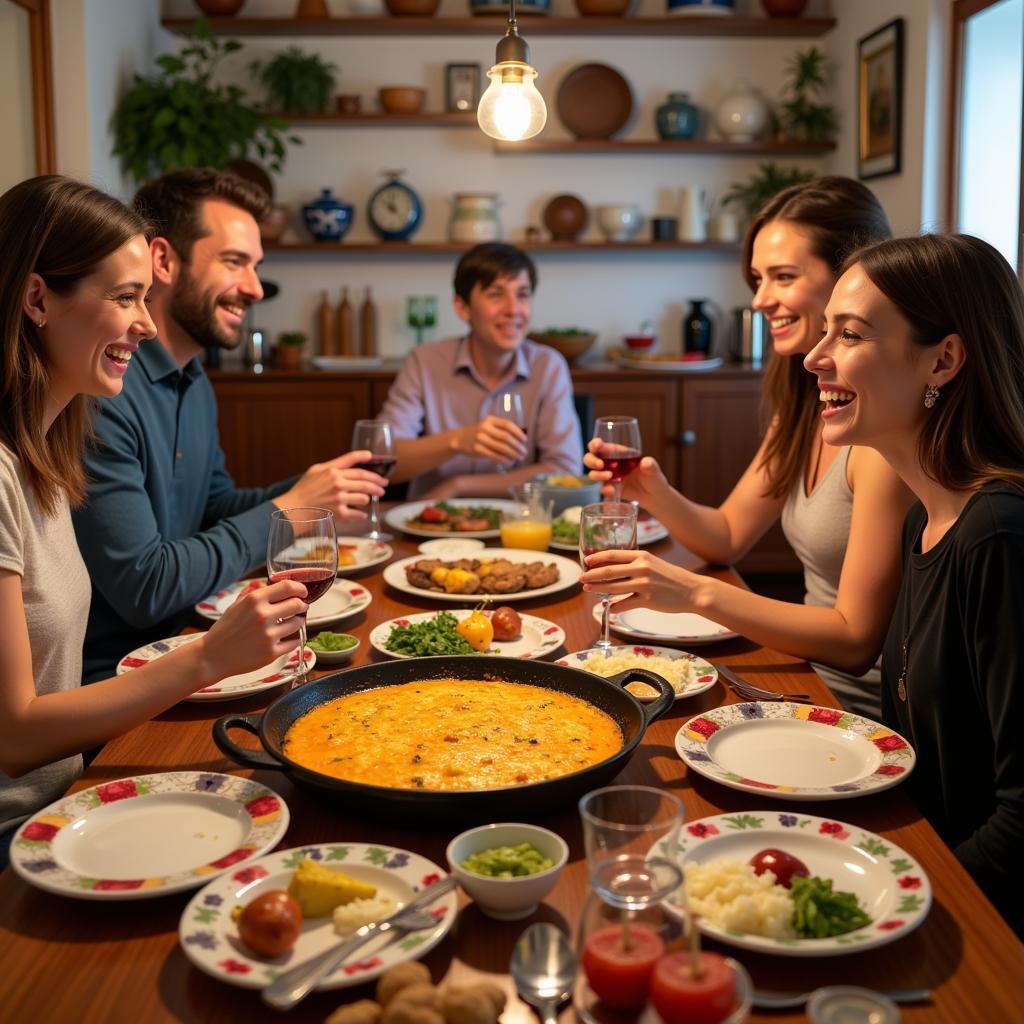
[[382, 548, 582, 603], [385, 499, 516, 538]]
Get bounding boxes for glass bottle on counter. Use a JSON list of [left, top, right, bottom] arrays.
[[684, 299, 713, 356], [317, 290, 333, 356], [360, 286, 377, 357], [336, 287, 354, 356]]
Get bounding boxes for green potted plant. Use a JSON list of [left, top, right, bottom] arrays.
[[250, 47, 338, 114], [112, 18, 298, 183], [275, 331, 307, 371], [779, 47, 838, 143], [721, 162, 815, 223]]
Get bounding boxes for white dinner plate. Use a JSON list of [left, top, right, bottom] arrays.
[[195, 578, 372, 627], [335, 536, 394, 575], [417, 538, 487, 557], [179, 842, 457, 991], [116, 634, 315, 702], [595, 604, 739, 645], [310, 355, 383, 371], [555, 645, 717, 702], [10, 772, 289, 900], [550, 515, 669, 551], [384, 548, 582, 604], [371, 609, 566, 660], [385, 499, 517, 539], [663, 810, 931, 957], [675, 701, 916, 800], [618, 355, 724, 372]]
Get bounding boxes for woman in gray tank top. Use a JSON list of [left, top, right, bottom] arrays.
[[581, 177, 913, 720]]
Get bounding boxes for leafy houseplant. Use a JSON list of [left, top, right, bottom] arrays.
[[780, 47, 838, 143], [722, 162, 815, 223], [251, 47, 338, 114], [112, 18, 297, 183]]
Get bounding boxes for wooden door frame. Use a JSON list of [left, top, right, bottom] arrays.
[[948, 0, 1024, 271], [8, 0, 55, 174]]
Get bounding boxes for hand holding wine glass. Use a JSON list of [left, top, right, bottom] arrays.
[[591, 416, 642, 504], [351, 419, 396, 541], [267, 507, 338, 687], [493, 391, 528, 472], [579, 501, 637, 653]]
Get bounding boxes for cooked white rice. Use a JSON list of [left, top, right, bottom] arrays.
[[332, 895, 397, 936], [578, 651, 697, 695], [684, 858, 796, 939]]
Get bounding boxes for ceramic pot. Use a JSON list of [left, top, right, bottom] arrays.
[[302, 189, 354, 242], [378, 86, 426, 115], [714, 79, 770, 141], [450, 193, 501, 243], [295, 0, 329, 16], [543, 194, 588, 241], [336, 94, 362, 114], [195, 0, 246, 14], [469, 0, 550, 13], [666, 0, 735, 15], [384, 0, 440, 12], [575, 0, 631, 14], [761, 0, 808, 15], [275, 344, 304, 370], [650, 217, 677, 242], [595, 204, 642, 242], [655, 92, 699, 140], [259, 205, 290, 243]]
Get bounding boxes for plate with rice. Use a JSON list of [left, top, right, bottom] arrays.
[[179, 842, 457, 991], [555, 645, 717, 702], [659, 810, 931, 957]]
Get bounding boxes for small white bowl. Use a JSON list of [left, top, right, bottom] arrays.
[[446, 822, 568, 920], [417, 538, 487, 557], [307, 633, 360, 666]]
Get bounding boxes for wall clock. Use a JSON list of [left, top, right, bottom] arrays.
[[367, 170, 423, 242]]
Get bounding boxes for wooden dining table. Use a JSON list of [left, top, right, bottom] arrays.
[[1, 522, 1022, 1024]]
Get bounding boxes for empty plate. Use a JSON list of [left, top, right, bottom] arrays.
[[556, 63, 633, 139], [598, 604, 739, 645]]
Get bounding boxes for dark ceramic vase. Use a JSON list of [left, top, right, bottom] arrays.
[[656, 92, 699, 140], [302, 189, 354, 243]]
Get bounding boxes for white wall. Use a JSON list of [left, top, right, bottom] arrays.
[[55, 0, 950, 357]]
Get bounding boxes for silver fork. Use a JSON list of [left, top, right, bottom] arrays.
[[715, 663, 814, 703]]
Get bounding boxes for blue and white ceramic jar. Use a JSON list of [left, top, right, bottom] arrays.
[[665, 0, 735, 15], [469, 0, 550, 13], [656, 92, 699, 140], [302, 188, 354, 243]]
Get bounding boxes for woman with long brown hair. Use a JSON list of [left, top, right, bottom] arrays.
[[582, 177, 912, 719], [805, 232, 1024, 935], [0, 176, 307, 862]]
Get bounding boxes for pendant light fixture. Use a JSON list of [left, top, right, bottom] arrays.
[[476, 0, 547, 142]]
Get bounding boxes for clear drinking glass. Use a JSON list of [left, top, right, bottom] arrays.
[[351, 419, 395, 541], [495, 391, 527, 472], [579, 501, 637, 652], [266, 507, 338, 687], [592, 416, 642, 503]]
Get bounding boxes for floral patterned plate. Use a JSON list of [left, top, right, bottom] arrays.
[[663, 810, 931, 957], [370, 610, 565, 660], [594, 604, 739, 646], [10, 772, 288, 900], [116, 634, 315, 702], [179, 843, 458, 991], [195, 578, 372, 628], [550, 515, 669, 551], [555, 645, 717, 702], [675, 702, 916, 800]]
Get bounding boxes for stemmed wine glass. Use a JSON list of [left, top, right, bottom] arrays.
[[579, 501, 637, 653], [495, 391, 527, 473], [351, 418, 396, 541], [267, 507, 338, 687], [592, 415, 642, 504]]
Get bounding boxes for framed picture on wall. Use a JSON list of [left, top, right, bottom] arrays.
[[857, 17, 904, 180], [446, 63, 481, 113]]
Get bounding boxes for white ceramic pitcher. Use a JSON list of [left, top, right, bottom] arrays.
[[678, 186, 707, 242]]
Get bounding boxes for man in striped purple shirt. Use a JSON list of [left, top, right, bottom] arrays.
[[381, 243, 583, 499]]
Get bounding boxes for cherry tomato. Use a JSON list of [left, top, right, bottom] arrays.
[[237, 890, 303, 957], [650, 951, 736, 1024], [581, 924, 664, 1010], [419, 506, 448, 524], [490, 606, 522, 642], [748, 847, 810, 889], [457, 610, 494, 652]]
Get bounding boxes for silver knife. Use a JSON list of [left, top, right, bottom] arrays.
[[261, 874, 457, 1011]]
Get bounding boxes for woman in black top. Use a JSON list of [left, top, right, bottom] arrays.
[[805, 233, 1024, 936]]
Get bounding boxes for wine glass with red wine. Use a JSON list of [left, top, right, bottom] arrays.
[[267, 507, 338, 687], [351, 418, 396, 541], [592, 416, 642, 504], [579, 501, 637, 653], [495, 391, 527, 473]]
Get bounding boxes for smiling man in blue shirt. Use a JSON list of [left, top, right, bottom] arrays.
[[73, 170, 386, 682]]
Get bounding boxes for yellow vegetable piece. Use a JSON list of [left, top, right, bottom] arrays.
[[444, 568, 479, 594], [430, 567, 449, 586], [456, 610, 494, 652], [287, 857, 377, 917]]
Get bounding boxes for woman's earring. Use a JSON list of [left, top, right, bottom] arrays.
[[37, 319, 45, 328], [924, 384, 940, 409]]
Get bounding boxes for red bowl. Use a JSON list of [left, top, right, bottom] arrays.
[[624, 335, 656, 350]]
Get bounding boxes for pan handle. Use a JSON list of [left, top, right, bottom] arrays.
[[607, 669, 675, 724], [212, 713, 285, 771]]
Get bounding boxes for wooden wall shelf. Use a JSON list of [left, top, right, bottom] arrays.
[[273, 111, 479, 127], [162, 16, 836, 39], [493, 139, 836, 155], [263, 240, 741, 255]]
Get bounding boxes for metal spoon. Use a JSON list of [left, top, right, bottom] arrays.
[[752, 987, 931, 1010], [510, 923, 577, 1024]]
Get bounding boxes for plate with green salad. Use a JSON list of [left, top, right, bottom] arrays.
[[550, 506, 670, 551], [369, 609, 565, 660]]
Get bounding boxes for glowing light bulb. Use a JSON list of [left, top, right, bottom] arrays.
[[477, 62, 547, 142]]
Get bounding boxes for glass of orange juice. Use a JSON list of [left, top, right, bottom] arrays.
[[500, 497, 553, 551]]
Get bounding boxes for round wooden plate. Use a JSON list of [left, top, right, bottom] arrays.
[[556, 63, 633, 140]]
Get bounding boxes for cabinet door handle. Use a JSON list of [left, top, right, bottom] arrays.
[[679, 430, 697, 446]]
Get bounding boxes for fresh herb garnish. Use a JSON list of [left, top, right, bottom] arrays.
[[790, 875, 872, 938], [384, 611, 478, 657]]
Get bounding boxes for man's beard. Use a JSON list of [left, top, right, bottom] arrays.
[[169, 267, 245, 351]]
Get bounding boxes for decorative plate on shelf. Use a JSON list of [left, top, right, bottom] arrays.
[[662, 810, 931, 957], [675, 701, 916, 800], [556, 63, 633, 139], [10, 772, 289, 900], [179, 842, 457, 991], [195, 578, 372, 628]]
